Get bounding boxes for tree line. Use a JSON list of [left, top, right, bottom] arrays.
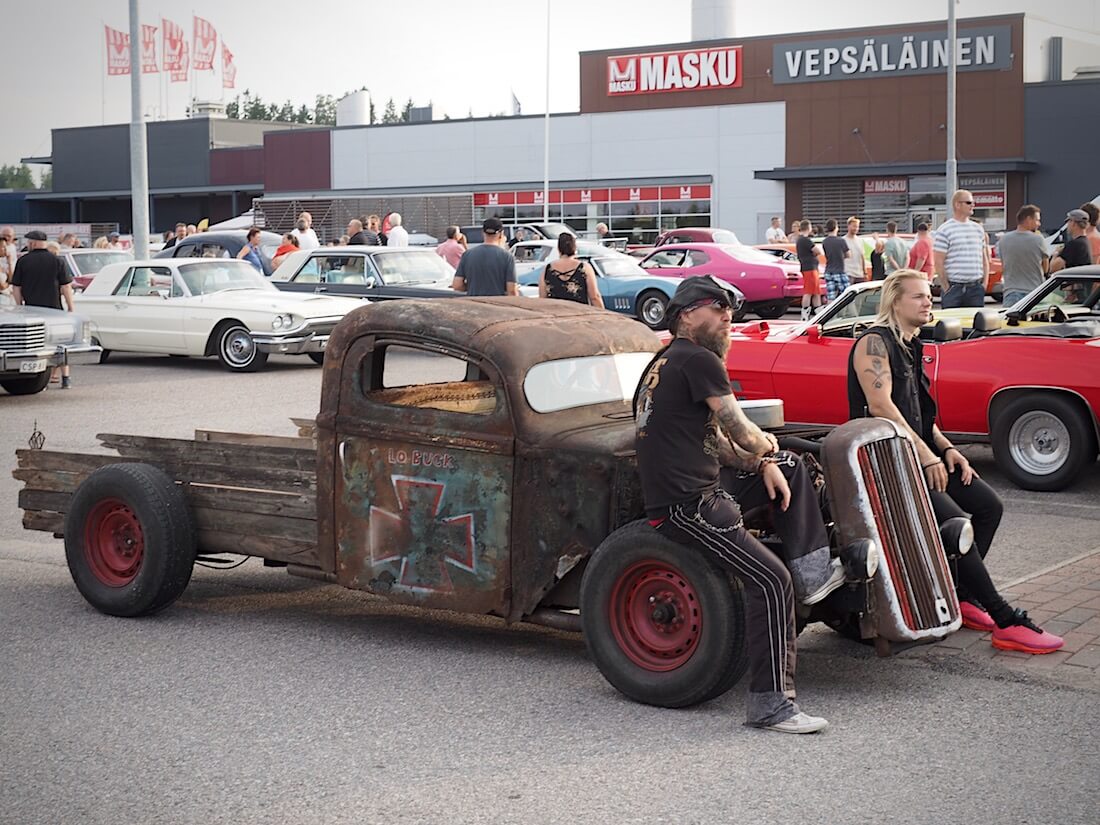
[[0, 164, 49, 190], [224, 89, 423, 125]]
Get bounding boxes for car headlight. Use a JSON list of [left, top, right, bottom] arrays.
[[939, 517, 974, 559], [45, 321, 77, 345], [840, 538, 879, 581], [272, 314, 287, 330]]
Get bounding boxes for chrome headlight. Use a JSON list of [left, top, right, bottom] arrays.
[[939, 517, 974, 559], [840, 538, 879, 581], [271, 314, 287, 330], [45, 321, 77, 345]]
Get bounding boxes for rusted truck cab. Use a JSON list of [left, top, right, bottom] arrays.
[[314, 298, 659, 623]]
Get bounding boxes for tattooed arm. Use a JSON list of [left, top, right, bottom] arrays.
[[852, 332, 947, 490], [705, 394, 778, 457], [714, 428, 764, 472]]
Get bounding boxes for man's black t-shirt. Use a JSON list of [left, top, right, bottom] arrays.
[[1060, 235, 1092, 269], [822, 236, 848, 273], [12, 249, 71, 309], [795, 234, 818, 272], [634, 338, 732, 515]]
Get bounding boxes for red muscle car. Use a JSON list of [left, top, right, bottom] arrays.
[[723, 278, 1100, 491]]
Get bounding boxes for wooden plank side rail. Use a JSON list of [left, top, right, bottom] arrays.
[[14, 434, 321, 568], [97, 433, 317, 472]]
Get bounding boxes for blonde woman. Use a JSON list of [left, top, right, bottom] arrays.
[[0, 237, 12, 298]]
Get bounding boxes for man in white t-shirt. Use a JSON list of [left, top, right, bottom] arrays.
[[933, 190, 989, 309], [387, 213, 409, 247], [764, 216, 786, 244], [843, 217, 866, 283], [290, 211, 320, 250]]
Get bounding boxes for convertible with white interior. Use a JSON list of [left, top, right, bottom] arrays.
[[76, 259, 362, 372]]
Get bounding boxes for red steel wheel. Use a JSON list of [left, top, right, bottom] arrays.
[[609, 561, 701, 672], [581, 520, 747, 708], [83, 498, 145, 586], [65, 463, 196, 617]]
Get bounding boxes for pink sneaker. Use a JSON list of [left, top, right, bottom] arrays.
[[959, 600, 996, 632], [991, 610, 1064, 654]]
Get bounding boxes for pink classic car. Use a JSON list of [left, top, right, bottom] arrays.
[[638, 242, 803, 319]]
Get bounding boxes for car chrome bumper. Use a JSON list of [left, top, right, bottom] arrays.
[[0, 343, 102, 373]]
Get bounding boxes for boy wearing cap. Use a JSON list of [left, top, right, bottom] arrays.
[[634, 275, 853, 734], [12, 231, 76, 388], [452, 218, 517, 296], [1051, 210, 1092, 272]]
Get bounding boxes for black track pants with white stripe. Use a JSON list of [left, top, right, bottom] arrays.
[[656, 487, 797, 704]]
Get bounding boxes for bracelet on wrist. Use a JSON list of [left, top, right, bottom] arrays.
[[922, 459, 944, 469]]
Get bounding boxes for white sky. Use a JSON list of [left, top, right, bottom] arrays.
[[6, 1, 1091, 177]]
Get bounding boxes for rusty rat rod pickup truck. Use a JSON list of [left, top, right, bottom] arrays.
[[15, 298, 969, 708]]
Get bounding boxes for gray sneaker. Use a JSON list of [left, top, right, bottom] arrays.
[[764, 711, 829, 734], [60, 376, 72, 389], [802, 557, 845, 605]]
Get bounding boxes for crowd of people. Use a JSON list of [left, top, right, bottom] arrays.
[[1, 226, 77, 387], [773, 192, 1099, 319]]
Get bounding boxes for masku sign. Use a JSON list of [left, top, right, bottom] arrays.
[[607, 47, 743, 96]]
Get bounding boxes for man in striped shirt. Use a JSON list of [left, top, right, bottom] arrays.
[[933, 190, 990, 309]]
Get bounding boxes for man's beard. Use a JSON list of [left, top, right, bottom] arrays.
[[695, 324, 730, 359]]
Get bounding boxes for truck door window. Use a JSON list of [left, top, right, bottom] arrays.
[[365, 345, 498, 416]]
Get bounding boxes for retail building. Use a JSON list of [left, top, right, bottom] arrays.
[[25, 12, 1100, 244]]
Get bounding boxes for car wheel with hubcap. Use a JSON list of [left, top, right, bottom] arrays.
[[580, 520, 747, 708], [216, 323, 269, 372], [64, 463, 197, 617], [635, 291, 669, 330], [991, 393, 1097, 491]]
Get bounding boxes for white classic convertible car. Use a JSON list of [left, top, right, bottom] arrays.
[[77, 259, 363, 372]]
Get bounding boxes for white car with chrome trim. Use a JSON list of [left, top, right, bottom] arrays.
[[76, 259, 363, 372]]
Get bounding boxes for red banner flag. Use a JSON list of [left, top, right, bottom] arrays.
[[170, 40, 189, 83], [141, 24, 159, 73], [162, 18, 184, 71], [221, 42, 237, 89], [192, 15, 217, 70], [105, 25, 130, 76]]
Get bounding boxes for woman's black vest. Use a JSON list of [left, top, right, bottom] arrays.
[[544, 262, 590, 304], [847, 326, 937, 449]]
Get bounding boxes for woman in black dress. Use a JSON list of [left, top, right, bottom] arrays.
[[870, 234, 886, 280], [538, 233, 605, 308]]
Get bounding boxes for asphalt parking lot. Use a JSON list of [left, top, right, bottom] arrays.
[[1, 350, 1098, 825]]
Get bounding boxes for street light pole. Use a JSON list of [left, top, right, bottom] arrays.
[[945, 0, 958, 203], [543, 0, 550, 223], [128, 0, 150, 258]]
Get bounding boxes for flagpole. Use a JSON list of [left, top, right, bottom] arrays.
[[129, 0, 150, 258]]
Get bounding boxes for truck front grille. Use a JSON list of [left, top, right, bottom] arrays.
[[0, 322, 47, 352], [858, 438, 956, 631]]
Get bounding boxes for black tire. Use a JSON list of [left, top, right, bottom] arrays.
[[755, 300, 790, 320], [307, 352, 326, 365], [215, 323, 269, 372], [64, 463, 196, 617], [580, 519, 747, 708], [991, 393, 1097, 491], [1, 370, 51, 395], [92, 337, 111, 364], [634, 291, 669, 330]]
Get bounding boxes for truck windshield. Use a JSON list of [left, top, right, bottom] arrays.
[[524, 352, 655, 413]]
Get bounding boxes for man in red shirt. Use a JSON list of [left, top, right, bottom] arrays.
[[907, 222, 934, 280]]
